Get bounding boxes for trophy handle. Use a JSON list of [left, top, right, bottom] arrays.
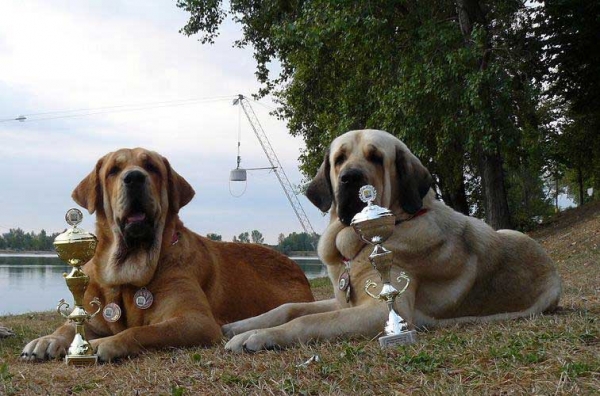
[[395, 272, 411, 295], [57, 299, 71, 319], [364, 279, 380, 299], [88, 297, 102, 319]]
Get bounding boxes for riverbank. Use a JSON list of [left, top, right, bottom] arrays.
[[0, 250, 55, 255]]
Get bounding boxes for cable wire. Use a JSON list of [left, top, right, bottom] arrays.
[[0, 95, 237, 123]]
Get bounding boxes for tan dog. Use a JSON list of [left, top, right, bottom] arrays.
[[222, 129, 561, 352], [21, 148, 313, 361]]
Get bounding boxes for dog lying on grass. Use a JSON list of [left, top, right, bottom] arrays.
[[21, 148, 314, 361], [222, 129, 561, 352]]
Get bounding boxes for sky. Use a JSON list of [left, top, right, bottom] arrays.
[[0, 0, 328, 245]]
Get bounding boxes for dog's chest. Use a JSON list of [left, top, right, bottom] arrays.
[[96, 286, 153, 332]]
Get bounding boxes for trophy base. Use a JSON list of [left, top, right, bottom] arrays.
[[65, 354, 98, 366], [378, 330, 417, 348]]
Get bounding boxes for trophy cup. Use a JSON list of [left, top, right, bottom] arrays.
[[53, 208, 102, 365], [351, 185, 417, 348]]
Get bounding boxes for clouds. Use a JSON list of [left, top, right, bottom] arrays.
[[0, 1, 327, 244]]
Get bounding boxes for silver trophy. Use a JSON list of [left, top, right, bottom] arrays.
[[351, 185, 417, 347]]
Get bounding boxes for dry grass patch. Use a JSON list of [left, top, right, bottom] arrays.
[[1, 204, 599, 395]]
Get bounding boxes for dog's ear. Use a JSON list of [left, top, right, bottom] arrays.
[[163, 156, 195, 213], [72, 155, 105, 214], [306, 150, 333, 212], [395, 146, 433, 214]]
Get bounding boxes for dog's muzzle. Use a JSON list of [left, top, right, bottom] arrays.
[[337, 167, 368, 226], [119, 170, 155, 245]]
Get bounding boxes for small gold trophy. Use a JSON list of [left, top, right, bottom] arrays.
[[54, 208, 101, 365], [351, 185, 417, 348]]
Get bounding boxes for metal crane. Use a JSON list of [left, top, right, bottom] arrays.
[[232, 94, 316, 236]]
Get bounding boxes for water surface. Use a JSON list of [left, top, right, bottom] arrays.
[[0, 254, 326, 315]]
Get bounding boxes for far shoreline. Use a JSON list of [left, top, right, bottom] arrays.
[[0, 249, 318, 258], [0, 250, 57, 256]]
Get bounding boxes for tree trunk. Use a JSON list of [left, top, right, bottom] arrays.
[[555, 175, 559, 212], [456, 0, 512, 229], [478, 147, 512, 229], [577, 165, 584, 206], [440, 177, 470, 215]]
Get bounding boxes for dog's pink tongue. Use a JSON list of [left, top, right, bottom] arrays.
[[127, 213, 146, 223]]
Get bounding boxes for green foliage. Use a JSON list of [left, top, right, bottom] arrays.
[[0, 363, 13, 382], [178, 0, 599, 228], [397, 350, 443, 374], [235, 231, 250, 243], [536, 0, 600, 205], [250, 229, 264, 244], [561, 361, 596, 378], [231, 230, 264, 243], [170, 385, 185, 396], [206, 233, 222, 241], [0, 228, 59, 251], [275, 231, 318, 254]]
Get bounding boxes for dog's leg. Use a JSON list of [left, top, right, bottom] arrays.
[[222, 298, 340, 338], [20, 321, 102, 361], [393, 276, 418, 328], [90, 312, 221, 362], [225, 302, 388, 353]]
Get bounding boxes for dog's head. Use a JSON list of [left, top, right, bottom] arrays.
[[71, 148, 194, 285], [306, 130, 432, 226]]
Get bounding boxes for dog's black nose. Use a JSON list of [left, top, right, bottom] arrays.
[[340, 168, 364, 184], [123, 170, 146, 187]]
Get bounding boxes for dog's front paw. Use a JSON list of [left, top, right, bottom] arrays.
[[21, 335, 69, 361], [222, 320, 252, 338], [90, 338, 131, 362], [225, 329, 280, 353]]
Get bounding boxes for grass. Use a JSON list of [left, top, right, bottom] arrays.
[[1, 203, 599, 395]]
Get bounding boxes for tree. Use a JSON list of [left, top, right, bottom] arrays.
[[206, 233, 222, 241], [558, 114, 597, 206], [0, 228, 59, 251], [250, 230, 264, 244], [536, 0, 600, 203], [277, 233, 285, 246], [237, 232, 250, 243], [178, 0, 554, 229], [276, 232, 319, 254]]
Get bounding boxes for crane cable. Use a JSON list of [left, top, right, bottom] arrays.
[[229, 101, 247, 197]]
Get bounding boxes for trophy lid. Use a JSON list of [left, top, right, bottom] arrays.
[[350, 185, 394, 224], [53, 226, 98, 244], [53, 208, 97, 266], [54, 208, 96, 242], [350, 186, 396, 244]]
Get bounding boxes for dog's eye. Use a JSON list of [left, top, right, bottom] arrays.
[[107, 166, 120, 176], [144, 162, 159, 174], [334, 154, 346, 167], [369, 152, 384, 165]]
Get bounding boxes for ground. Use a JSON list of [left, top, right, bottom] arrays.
[[0, 202, 598, 395]]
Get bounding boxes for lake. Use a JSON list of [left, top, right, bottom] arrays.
[[0, 254, 327, 316]]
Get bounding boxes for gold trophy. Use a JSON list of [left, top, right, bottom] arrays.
[[54, 208, 101, 365], [351, 185, 417, 348]]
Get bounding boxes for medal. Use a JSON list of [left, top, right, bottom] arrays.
[[339, 271, 350, 291], [134, 287, 154, 309], [339, 259, 352, 303], [102, 302, 122, 322]]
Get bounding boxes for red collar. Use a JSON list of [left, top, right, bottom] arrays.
[[395, 208, 428, 225], [171, 231, 181, 245]]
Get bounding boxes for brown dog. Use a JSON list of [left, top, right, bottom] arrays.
[[222, 129, 561, 352], [21, 148, 313, 361]]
